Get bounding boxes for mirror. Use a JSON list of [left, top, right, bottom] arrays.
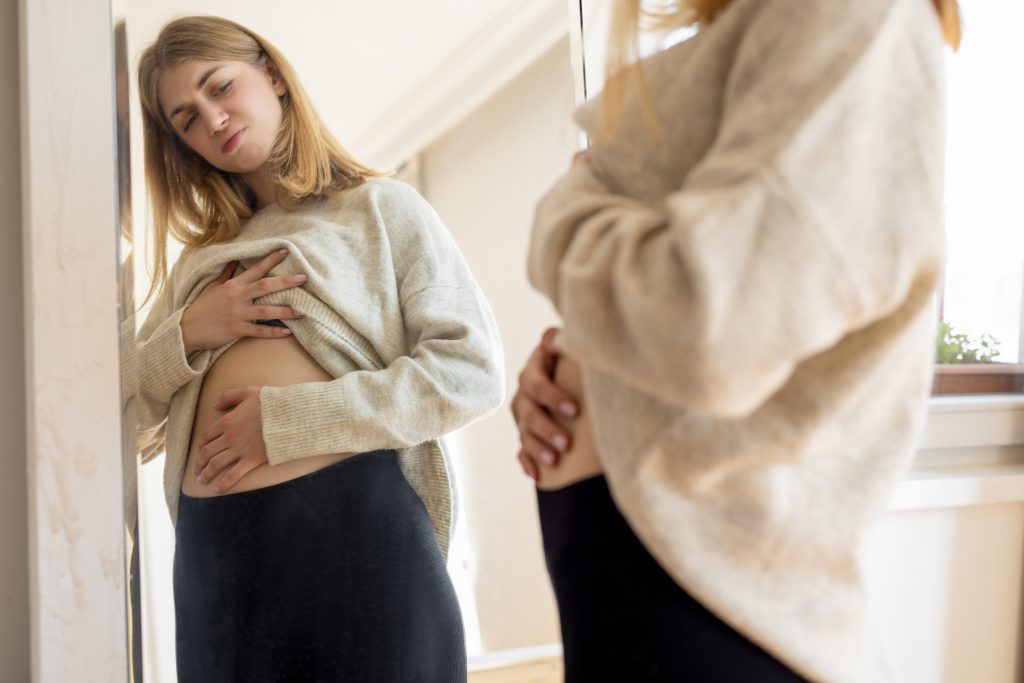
[[108, 1, 1019, 683], [116, 1, 581, 680]]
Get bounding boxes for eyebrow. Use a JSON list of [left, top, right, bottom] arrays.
[[166, 66, 224, 121]]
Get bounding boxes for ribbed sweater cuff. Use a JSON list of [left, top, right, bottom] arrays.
[[138, 306, 210, 402], [260, 381, 354, 466]]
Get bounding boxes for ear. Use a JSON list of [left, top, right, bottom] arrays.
[[263, 58, 288, 98]]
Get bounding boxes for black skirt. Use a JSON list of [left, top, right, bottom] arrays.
[[537, 475, 807, 683], [174, 449, 465, 683]]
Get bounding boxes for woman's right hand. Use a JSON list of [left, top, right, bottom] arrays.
[[180, 248, 307, 354], [511, 327, 580, 482]]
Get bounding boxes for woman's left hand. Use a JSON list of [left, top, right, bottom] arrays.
[[194, 385, 268, 493]]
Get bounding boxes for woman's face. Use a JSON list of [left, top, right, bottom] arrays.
[[158, 57, 287, 174]]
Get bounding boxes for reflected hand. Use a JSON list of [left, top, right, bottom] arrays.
[[511, 327, 579, 482], [194, 385, 268, 494], [180, 248, 308, 354]]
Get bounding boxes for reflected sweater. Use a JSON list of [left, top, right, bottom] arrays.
[[528, 0, 945, 680], [126, 178, 505, 557]]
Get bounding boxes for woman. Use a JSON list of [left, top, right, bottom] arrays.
[[131, 15, 504, 681], [513, 0, 959, 681]]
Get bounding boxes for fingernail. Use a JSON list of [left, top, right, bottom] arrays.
[[281, 329, 292, 335], [558, 401, 578, 418], [540, 450, 555, 466], [295, 274, 307, 282], [278, 248, 288, 255], [552, 434, 569, 452]]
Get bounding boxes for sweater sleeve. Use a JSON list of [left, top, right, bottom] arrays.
[[124, 271, 213, 434], [528, 0, 945, 418], [259, 183, 506, 465]]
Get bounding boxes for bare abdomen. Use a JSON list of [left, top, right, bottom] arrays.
[[181, 335, 352, 498]]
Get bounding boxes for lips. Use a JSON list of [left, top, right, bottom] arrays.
[[221, 128, 246, 154]]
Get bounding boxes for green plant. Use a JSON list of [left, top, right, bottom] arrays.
[[935, 321, 1001, 364]]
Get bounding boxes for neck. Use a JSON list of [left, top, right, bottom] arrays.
[[243, 167, 280, 211]]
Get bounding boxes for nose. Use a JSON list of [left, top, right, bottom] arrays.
[[197, 101, 228, 136]]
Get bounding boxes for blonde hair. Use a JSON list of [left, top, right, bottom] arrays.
[[601, 0, 963, 139], [137, 15, 382, 305]]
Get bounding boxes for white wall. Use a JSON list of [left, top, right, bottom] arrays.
[[1, 0, 29, 677], [865, 501, 1024, 682], [421, 37, 578, 653]]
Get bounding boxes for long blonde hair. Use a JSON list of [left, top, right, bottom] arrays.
[[137, 15, 382, 305], [601, 0, 963, 138]]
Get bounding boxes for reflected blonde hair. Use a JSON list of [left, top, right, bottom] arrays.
[[601, 0, 962, 138], [137, 15, 382, 305]]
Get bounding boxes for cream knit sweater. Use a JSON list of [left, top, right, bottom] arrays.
[[528, 0, 945, 680], [126, 178, 505, 557]]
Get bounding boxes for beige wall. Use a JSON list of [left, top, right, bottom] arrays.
[[1, 0, 29, 677], [421, 37, 578, 653]]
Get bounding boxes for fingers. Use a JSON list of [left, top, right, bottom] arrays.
[[244, 322, 293, 339], [198, 422, 225, 451], [196, 447, 236, 486], [233, 248, 291, 285], [536, 327, 565, 382], [519, 350, 578, 419], [540, 327, 562, 356], [518, 450, 540, 483], [522, 431, 558, 468], [252, 305, 304, 321], [511, 391, 571, 463], [244, 274, 308, 301], [209, 458, 259, 494], [213, 387, 248, 412], [216, 261, 239, 283], [518, 397, 570, 459], [194, 433, 228, 475]]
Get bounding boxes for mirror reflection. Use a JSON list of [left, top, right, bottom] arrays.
[[119, 3, 578, 681]]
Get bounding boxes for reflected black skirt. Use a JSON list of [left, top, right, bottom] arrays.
[[537, 475, 807, 683], [174, 449, 465, 683]]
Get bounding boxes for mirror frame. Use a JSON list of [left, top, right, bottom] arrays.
[[20, 0, 129, 678]]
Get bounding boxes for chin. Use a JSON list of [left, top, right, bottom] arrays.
[[206, 157, 268, 176], [230, 150, 273, 174]]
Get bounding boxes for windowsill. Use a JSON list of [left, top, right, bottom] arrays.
[[932, 363, 1024, 395], [920, 393, 1024, 451], [896, 393, 1024, 510]]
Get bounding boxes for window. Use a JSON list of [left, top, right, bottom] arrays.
[[934, 3, 1024, 395]]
